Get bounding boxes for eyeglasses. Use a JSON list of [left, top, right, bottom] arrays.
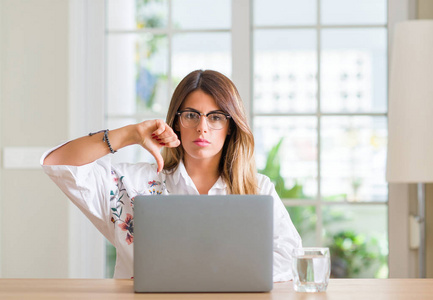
[[176, 110, 231, 130]]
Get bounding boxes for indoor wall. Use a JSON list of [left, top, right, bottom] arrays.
[[0, 0, 69, 277]]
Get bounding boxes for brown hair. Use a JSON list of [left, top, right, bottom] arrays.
[[162, 70, 258, 194]]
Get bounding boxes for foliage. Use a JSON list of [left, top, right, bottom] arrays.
[[258, 138, 305, 199], [259, 137, 388, 278], [326, 230, 385, 278], [136, 0, 165, 29], [286, 206, 316, 238]]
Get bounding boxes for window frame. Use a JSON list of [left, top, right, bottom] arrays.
[[71, 0, 411, 278], [251, 1, 388, 249]]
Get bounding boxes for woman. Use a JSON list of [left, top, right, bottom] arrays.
[[41, 70, 302, 281]]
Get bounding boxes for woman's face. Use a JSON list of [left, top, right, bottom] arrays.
[[177, 90, 230, 165]]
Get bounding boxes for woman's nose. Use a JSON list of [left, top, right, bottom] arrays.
[[196, 115, 208, 133]]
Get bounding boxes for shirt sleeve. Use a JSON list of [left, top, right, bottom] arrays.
[[40, 144, 116, 244], [257, 174, 302, 282]]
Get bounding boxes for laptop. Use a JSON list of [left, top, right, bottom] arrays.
[[133, 195, 274, 293]]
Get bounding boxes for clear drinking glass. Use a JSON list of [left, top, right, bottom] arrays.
[[292, 247, 331, 293]]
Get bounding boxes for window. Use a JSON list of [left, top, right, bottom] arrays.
[[105, 0, 232, 166], [104, 0, 389, 278], [253, 0, 388, 278]]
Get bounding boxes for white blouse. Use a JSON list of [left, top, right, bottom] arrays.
[[41, 147, 302, 282]]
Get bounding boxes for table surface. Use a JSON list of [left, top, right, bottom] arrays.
[[0, 278, 433, 300]]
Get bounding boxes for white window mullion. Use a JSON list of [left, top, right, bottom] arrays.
[[168, 0, 173, 96], [231, 0, 252, 123], [69, 0, 106, 278], [316, 0, 323, 247]]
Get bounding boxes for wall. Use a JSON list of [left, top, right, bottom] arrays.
[[426, 185, 433, 277], [0, 0, 69, 277], [417, 0, 433, 278], [388, 0, 433, 279]]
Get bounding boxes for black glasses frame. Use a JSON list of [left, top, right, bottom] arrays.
[[176, 110, 231, 130]]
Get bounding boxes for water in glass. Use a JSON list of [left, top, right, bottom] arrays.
[[292, 248, 330, 293]]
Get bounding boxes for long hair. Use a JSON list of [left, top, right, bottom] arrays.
[[162, 70, 258, 195]]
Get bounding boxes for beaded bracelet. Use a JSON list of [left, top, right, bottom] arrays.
[[89, 129, 117, 154]]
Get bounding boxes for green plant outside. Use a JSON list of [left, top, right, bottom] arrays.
[[259, 137, 388, 278]]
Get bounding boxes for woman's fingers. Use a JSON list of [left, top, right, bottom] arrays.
[[154, 133, 180, 144], [151, 121, 180, 148], [151, 133, 180, 147], [151, 119, 169, 136], [138, 119, 180, 172], [162, 138, 181, 148]]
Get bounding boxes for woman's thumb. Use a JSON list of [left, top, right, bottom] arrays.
[[148, 148, 164, 174]]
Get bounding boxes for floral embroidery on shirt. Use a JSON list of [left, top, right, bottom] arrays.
[[149, 189, 162, 195], [118, 213, 134, 245], [148, 180, 159, 187], [110, 175, 126, 218], [147, 179, 169, 194], [110, 171, 134, 245], [108, 174, 170, 246]]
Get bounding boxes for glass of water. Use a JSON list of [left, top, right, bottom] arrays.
[[292, 247, 331, 293]]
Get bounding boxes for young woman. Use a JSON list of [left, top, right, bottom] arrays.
[[41, 70, 302, 282]]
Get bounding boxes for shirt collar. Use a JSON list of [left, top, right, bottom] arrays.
[[171, 160, 227, 192], [211, 176, 227, 191], [171, 159, 185, 186]]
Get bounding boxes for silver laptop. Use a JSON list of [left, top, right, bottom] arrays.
[[133, 195, 273, 293]]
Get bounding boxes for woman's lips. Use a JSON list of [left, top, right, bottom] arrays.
[[194, 139, 210, 147]]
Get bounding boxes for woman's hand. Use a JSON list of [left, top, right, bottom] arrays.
[[137, 119, 181, 173]]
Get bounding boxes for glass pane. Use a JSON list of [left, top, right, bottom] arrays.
[[254, 29, 317, 113], [107, 0, 168, 30], [254, 0, 316, 26], [106, 34, 169, 115], [323, 204, 388, 278], [286, 205, 316, 246], [321, 0, 387, 25], [320, 28, 387, 113], [321, 116, 388, 202], [105, 240, 116, 278], [172, 0, 230, 29], [255, 116, 317, 199], [172, 33, 231, 87], [107, 118, 158, 164]]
